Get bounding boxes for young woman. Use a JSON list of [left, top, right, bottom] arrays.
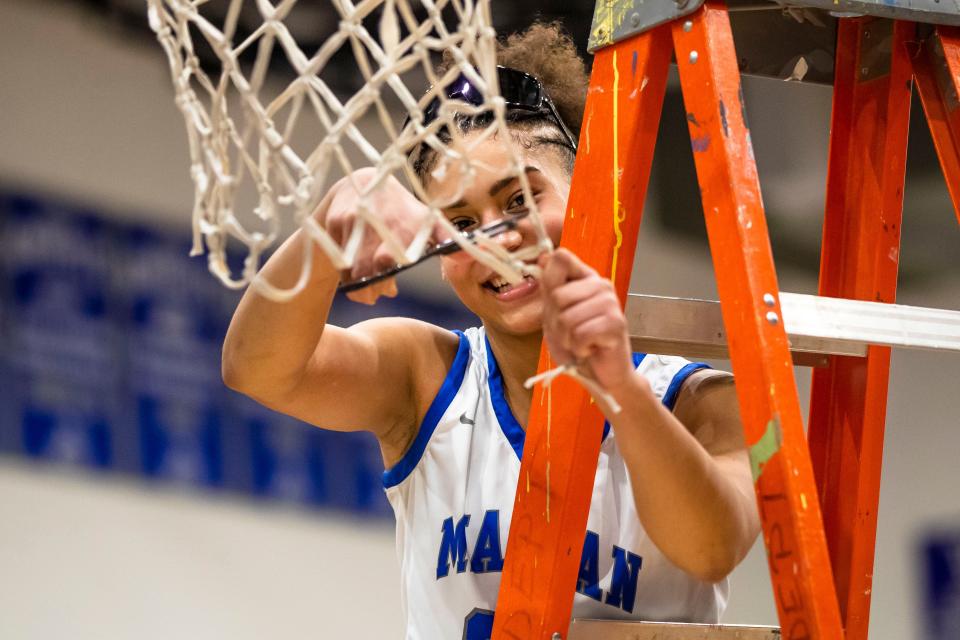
[[222, 23, 759, 639]]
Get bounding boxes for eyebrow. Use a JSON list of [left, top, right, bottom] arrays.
[[446, 166, 542, 209]]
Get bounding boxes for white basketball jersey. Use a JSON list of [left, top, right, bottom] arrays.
[[383, 327, 728, 640]]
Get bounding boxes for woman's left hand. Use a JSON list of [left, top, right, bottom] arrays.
[[540, 248, 638, 392]]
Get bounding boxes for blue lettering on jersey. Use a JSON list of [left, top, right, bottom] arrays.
[[470, 510, 504, 574], [436, 513, 643, 614], [576, 530, 602, 601], [436, 514, 471, 579], [463, 608, 495, 640], [605, 545, 644, 613]]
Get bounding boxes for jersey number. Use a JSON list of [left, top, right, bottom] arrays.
[[462, 608, 494, 640]]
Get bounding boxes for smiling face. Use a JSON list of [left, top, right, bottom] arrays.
[[425, 129, 571, 338]]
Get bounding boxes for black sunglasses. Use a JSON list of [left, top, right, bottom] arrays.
[[407, 66, 578, 152]]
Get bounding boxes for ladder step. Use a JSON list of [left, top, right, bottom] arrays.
[[626, 292, 960, 366], [568, 620, 781, 639]]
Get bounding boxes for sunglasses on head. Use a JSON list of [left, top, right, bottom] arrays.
[[408, 65, 578, 152]]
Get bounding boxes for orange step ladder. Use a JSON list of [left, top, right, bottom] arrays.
[[491, 2, 960, 639]]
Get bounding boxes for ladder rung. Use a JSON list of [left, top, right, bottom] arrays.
[[626, 292, 960, 366], [568, 620, 781, 639]]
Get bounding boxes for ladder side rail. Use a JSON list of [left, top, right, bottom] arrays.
[[492, 25, 674, 640], [807, 18, 913, 640], [671, 2, 844, 638], [911, 24, 960, 227]]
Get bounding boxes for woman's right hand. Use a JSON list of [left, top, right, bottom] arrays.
[[318, 168, 433, 305]]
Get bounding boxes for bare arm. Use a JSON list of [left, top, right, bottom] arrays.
[[222, 170, 449, 454], [605, 370, 759, 583], [540, 249, 760, 583]]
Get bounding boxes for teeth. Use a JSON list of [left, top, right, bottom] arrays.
[[489, 276, 508, 290], [485, 274, 535, 292]]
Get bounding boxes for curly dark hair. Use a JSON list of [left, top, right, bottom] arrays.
[[412, 21, 589, 182], [494, 22, 588, 135]]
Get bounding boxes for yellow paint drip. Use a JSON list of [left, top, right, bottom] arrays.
[[585, 105, 593, 154], [610, 50, 624, 281], [546, 461, 551, 523], [547, 370, 553, 448]]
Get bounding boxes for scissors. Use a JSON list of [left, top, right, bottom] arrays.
[[337, 212, 528, 293]]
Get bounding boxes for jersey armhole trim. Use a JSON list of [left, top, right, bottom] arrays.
[[663, 362, 711, 411], [486, 336, 526, 461], [381, 330, 471, 489], [602, 352, 647, 442]]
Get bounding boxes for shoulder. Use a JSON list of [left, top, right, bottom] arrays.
[[672, 368, 742, 455], [635, 354, 712, 411], [355, 317, 463, 378], [673, 368, 736, 415], [676, 367, 735, 398], [632, 355, 740, 453], [351, 317, 467, 460], [348, 316, 464, 411], [350, 316, 459, 355]]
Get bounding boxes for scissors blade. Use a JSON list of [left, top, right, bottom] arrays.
[[337, 211, 530, 294]]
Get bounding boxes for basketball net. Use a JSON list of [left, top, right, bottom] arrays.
[[147, 0, 553, 296], [148, 0, 619, 411]]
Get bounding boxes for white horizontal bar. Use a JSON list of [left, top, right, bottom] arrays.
[[779, 291, 960, 353], [625, 292, 960, 365]]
